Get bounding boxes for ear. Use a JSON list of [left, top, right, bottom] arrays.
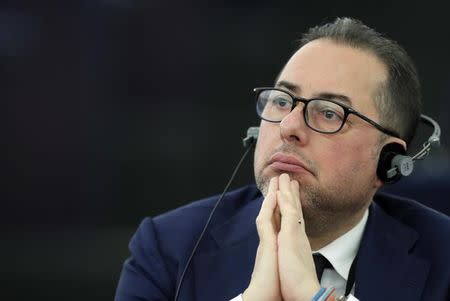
[[374, 137, 407, 188], [391, 137, 407, 152]]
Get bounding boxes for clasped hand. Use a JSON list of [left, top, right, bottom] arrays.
[[242, 173, 321, 301]]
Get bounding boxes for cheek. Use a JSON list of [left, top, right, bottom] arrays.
[[254, 130, 269, 167], [254, 124, 279, 167], [319, 140, 377, 177], [351, 141, 379, 171]]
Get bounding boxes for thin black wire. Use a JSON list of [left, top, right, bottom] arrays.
[[173, 140, 256, 301]]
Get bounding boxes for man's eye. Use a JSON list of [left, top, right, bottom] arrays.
[[323, 110, 338, 119], [273, 98, 290, 108], [320, 109, 343, 121]]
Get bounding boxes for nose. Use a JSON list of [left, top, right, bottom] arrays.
[[279, 104, 309, 145]]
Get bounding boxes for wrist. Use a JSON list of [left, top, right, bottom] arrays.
[[304, 281, 321, 301], [291, 281, 321, 301]]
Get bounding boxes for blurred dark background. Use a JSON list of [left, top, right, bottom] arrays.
[[3, 0, 450, 300]]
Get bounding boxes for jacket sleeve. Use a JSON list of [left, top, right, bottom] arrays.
[[115, 217, 174, 301]]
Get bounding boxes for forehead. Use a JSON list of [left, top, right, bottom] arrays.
[[278, 39, 387, 113]]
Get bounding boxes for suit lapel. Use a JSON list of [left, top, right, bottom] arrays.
[[356, 201, 430, 301], [193, 195, 262, 301]]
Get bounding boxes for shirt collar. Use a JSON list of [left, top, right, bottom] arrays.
[[314, 209, 368, 280]]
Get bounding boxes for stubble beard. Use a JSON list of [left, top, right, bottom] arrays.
[[255, 168, 374, 238]]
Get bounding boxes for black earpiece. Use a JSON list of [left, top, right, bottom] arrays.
[[376, 114, 441, 184], [376, 143, 411, 183]]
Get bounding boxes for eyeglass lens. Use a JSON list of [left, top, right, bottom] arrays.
[[256, 89, 346, 133]]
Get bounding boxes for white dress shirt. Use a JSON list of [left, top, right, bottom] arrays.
[[230, 209, 368, 301]]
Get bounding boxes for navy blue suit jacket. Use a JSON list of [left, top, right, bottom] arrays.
[[115, 185, 450, 301]]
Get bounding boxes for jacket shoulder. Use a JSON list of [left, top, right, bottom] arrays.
[[374, 192, 450, 259], [374, 192, 450, 229], [153, 184, 261, 227], [139, 184, 260, 258]]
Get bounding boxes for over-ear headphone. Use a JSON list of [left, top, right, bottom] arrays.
[[243, 114, 441, 184], [376, 114, 441, 184]]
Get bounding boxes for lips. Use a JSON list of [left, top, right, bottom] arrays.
[[268, 153, 313, 175]]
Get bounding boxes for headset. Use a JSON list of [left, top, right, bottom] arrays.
[[377, 114, 441, 183], [244, 114, 441, 184]]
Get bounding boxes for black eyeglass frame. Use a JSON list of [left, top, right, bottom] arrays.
[[254, 87, 401, 138]]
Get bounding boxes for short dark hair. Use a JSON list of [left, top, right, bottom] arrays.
[[298, 17, 421, 145]]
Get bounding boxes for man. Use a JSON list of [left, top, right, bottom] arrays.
[[115, 17, 450, 301]]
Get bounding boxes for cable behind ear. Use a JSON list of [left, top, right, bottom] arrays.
[[377, 143, 412, 184]]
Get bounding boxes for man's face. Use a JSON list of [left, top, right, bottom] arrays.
[[254, 39, 388, 226]]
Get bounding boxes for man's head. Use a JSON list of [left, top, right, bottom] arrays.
[[298, 17, 421, 145], [253, 18, 421, 235]]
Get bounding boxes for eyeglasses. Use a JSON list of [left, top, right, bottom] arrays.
[[254, 87, 400, 137]]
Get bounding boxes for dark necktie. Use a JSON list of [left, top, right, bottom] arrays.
[[313, 253, 332, 281]]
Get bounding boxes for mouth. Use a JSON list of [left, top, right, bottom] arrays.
[[268, 152, 314, 175]]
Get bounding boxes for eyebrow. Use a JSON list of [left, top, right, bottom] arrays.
[[275, 80, 353, 106]]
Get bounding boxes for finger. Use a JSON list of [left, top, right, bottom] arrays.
[[259, 177, 278, 218], [277, 174, 299, 223], [255, 177, 279, 244], [290, 179, 302, 218], [277, 190, 299, 233], [276, 179, 318, 301], [278, 173, 291, 194], [273, 205, 281, 233]]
